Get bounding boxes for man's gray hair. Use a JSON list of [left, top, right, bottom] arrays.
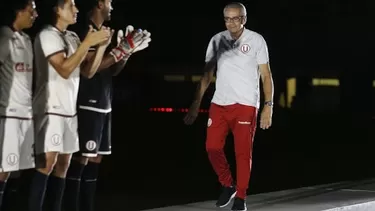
[[223, 2, 247, 16]]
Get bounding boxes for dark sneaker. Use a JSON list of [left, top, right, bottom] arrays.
[[231, 197, 247, 211], [215, 186, 237, 208]]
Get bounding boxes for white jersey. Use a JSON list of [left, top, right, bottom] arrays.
[[33, 25, 81, 116], [0, 26, 33, 118], [205, 28, 269, 108]]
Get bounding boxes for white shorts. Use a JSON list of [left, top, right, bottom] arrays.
[[34, 114, 79, 155], [0, 117, 35, 172]]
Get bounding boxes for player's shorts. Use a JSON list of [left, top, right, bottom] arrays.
[[76, 109, 111, 157], [34, 113, 79, 156], [0, 116, 35, 172]]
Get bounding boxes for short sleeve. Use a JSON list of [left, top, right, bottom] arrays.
[[256, 35, 269, 64], [0, 36, 10, 64], [205, 36, 218, 63], [39, 30, 66, 58], [0, 28, 12, 64]]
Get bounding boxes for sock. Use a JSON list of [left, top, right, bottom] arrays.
[[0, 180, 6, 210], [28, 170, 48, 211], [45, 175, 65, 211], [80, 162, 100, 211], [63, 159, 85, 211], [2, 178, 20, 211]]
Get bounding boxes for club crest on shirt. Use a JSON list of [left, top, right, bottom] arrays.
[[240, 44, 250, 54]]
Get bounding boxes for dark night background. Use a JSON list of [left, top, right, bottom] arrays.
[[3, 0, 375, 210]]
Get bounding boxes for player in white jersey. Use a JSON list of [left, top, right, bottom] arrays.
[[184, 2, 274, 211], [28, 0, 113, 210], [0, 0, 37, 209], [63, 1, 150, 211]]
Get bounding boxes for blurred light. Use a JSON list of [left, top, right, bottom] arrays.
[[149, 107, 209, 113]]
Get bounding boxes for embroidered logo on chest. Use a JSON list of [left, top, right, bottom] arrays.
[[240, 44, 250, 54]]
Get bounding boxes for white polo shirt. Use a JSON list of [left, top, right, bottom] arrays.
[[33, 25, 81, 116], [205, 28, 269, 109], [0, 26, 33, 118]]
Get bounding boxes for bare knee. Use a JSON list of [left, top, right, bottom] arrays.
[[88, 155, 103, 164], [38, 152, 59, 175], [54, 154, 72, 178], [0, 172, 10, 181], [72, 155, 89, 165]]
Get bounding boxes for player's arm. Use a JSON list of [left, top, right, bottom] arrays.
[[257, 36, 274, 103], [40, 31, 91, 79], [193, 62, 216, 104], [111, 58, 128, 76], [80, 45, 107, 78], [0, 34, 11, 68], [83, 51, 122, 72], [192, 37, 218, 103], [259, 63, 274, 102]]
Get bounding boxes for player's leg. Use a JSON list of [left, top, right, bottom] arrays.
[[45, 115, 79, 211], [80, 112, 110, 211], [0, 117, 17, 210], [64, 110, 104, 211], [28, 114, 63, 211], [80, 155, 101, 211], [80, 112, 111, 211], [205, 103, 234, 208], [229, 104, 257, 211], [45, 153, 72, 211]]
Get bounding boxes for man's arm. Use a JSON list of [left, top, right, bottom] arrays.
[[259, 63, 274, 102], [256, 35, 273, 103], [48, 42, 91, 79], [193, 61, 216, 104], [39, 31, 91, 79], [80, 46, 107, 78]]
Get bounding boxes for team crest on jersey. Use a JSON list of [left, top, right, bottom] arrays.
[[86, 140, 97, 151], [240, 44, 250, 54]]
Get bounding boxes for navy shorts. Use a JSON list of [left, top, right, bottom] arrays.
[[76, 109, 111, 157]]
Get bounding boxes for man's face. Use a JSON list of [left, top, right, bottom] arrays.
[[17, 0, 38, 29], [57, 0, 79, 25], [100, 0, 113, 21], [224, 8, 246, 34]]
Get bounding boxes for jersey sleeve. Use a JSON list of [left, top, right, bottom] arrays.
[[39, 30, 66, 58], [256, 35, 269, 64], [205, 36, 218, 63], [0, 36, 10, 64], [0, 29, 12, 64]]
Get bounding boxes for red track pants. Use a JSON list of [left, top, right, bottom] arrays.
[[206, 103, 257, 199]]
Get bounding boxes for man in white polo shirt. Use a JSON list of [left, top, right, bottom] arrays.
[[184, 2, 274, 211]]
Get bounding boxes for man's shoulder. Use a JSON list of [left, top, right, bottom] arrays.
[[211, 30, 227, 40], [37, 26, 60, 39], [0, 26, 14, 41], [244, 29, 265, 42], [70, 23, 90, 41], [66, 30, 80, 40]]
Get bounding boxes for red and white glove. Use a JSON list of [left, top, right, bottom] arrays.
[[109, 26, 143, 62], [124, 25, 151, 53]]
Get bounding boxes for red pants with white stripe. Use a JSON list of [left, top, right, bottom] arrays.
[[206, 103, 257, 199]]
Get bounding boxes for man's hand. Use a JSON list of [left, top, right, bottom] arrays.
[[260, 105, 272, 129], [123, 25, 151, 54], [82, 25, 111, 47], [109, 27, 144, 62], [99, 26, 114, 48], [183, 101, 201, 125]]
